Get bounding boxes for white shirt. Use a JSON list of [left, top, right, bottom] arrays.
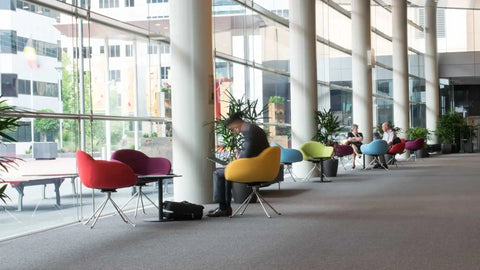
[[382, 129, 395, 144]]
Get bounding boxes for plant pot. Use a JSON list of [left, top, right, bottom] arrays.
[[452, 143, 459, 153], [33, 142, 57, 160], [441, 143, 452, 154], [232, 182, 256, 204], [415, 148, 428, 158], [323, 159, 338, 177], [463, 142, 474, 153]]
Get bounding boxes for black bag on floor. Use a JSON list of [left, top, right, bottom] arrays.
[[163, 201, 204, 220]]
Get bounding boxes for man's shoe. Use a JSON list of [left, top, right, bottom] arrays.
[[206, 207, 232, 217], [207, 207, 219, 214]]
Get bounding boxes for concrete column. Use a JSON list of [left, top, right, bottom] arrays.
[[170, 0, 214, 203], [289, 0, 317, 176], [425, 0, 439, 143], [392, 0, 409, 138], [352, 0, 373, 143]]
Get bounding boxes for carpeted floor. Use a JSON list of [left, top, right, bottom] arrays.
[[1, 153, 480, 270]]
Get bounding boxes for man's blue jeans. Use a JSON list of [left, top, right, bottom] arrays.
[[213, 168, 232, 210]]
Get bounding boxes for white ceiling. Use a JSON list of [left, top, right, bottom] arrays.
[[407, 0, 480, 10]]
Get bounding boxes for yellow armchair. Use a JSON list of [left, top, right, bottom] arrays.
[[224, 146, 281, 218]]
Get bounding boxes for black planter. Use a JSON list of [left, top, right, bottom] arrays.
[[415, 148, 428, 158], [232, 182, 256, 204], [464, 142, 474, 153], [441, 143, 452, 154], [323, 159, 338, 177]]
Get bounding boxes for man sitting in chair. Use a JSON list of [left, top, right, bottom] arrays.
[[207, 112, 270, 217]]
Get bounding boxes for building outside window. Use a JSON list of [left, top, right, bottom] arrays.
[[1, 74, 18, 97], [125, 44, 132, 57], [99, 0, 119, 8], [109, 45, 120, 57], [125, 0, 134, 7], [0, 30, 17, 54]]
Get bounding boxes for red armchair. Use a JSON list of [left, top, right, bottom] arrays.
[[111, 149, 172, 217], [76, 150, 137, 228], [387, 139, 406, 167]]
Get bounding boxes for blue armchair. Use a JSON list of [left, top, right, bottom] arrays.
[[360, 140, 389, 170], [271, 142, 303, 182]]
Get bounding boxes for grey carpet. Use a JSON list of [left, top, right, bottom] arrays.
[[1, 153, 480, 270]]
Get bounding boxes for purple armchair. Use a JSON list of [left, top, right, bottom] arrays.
[[111, 149, 171, 217], [333, 144, 354, 170], [405, 138, 424, 162]]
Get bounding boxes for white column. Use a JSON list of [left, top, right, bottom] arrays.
[[352, 0, 373, 143], [170, 0, 214, 203], [392, 0, 409, 139], [289, 0, 317, 176], [425, 0, 439, 143]]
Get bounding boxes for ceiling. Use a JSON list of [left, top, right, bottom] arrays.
[[407, 0, 480, 10]]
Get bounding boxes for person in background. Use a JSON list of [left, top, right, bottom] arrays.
[[346, 124, 363, 169], [378, 121, 398, 168], [207, 112, 270, 217], [382, 121, 397, 147]]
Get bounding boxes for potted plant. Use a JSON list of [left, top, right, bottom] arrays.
[[33, 109, 59, 160], [214, 91, 269, 203], [0, 99, 20, 206], [406, 127, 431, 158], [436, 111, 463, 154], [313, 109, 342, 177]]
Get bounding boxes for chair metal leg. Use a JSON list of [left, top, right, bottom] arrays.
[[230, 192, 254, 218], [363, 156, 379, 170], [121, 185, 159, 218], [109, 195, 135, 227], [230, 186, 281, 218], [406, 151, 417, 162], [302, 164, 317, 182], [253, 188, 281, 217], [86, 195, 109, 228], [84, 192, 135, 228], [285, 164, 298, 182]]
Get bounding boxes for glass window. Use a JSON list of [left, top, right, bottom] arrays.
[[0, 30, 17, 54], [6, 121, 32, 142], [1, 74, 18, 97], [125, 44, 132, 57], [99, 0, 119, 8], [125, 0, 134, 7], [109, 45, 120, 57], [0, 0, 15, 10], [18, 79, 31, 95], [109, 70, 121, 82]]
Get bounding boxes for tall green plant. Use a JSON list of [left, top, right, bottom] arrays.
[[0, 99, 20, 205], [436, 111, 463, 144], [214, 91, 268, 162], [313, 109, 341, 146]]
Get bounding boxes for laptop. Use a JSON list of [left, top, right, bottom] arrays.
[[207, 156, 228, 166]]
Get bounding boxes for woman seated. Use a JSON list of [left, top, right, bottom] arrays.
[[346, 124, 363, 169]]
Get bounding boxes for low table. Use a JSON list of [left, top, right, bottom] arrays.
[[4, 173, 78, 211], [139, 174, 181, 222]]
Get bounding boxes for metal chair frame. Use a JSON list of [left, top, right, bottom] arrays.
[[84, 189, 135, 229], [230, 185, 281, 218], [363, 155, 389, 170], [303, 158, 331, 182]]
